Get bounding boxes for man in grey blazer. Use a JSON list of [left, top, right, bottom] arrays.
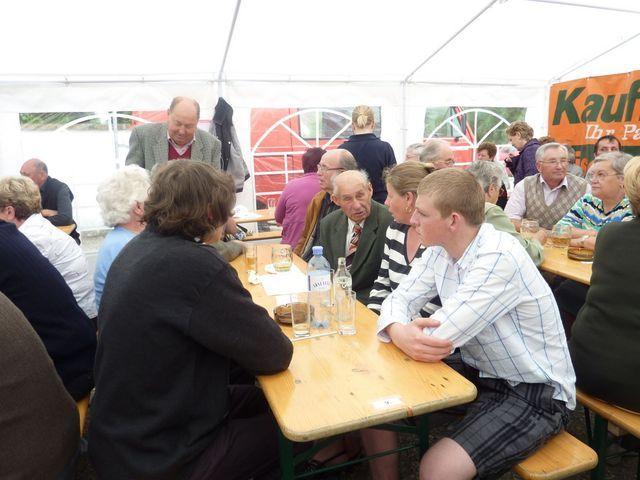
[[126, 97, 222, 171], [316, 170, 392, 302]]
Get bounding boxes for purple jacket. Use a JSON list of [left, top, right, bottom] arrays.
[[508, 138, 540, 185], [274, 173, 321, 248]]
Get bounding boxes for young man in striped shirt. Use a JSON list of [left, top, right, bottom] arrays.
[[377, 168, 576, 480]]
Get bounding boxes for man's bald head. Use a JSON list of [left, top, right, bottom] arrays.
[[167, 97, 201, 147], [318, 149, 358, 192], [20, 158, 48, 187], [421, 139, 455, 169]]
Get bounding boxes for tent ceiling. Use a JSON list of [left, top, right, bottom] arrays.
[[2, 0, 639, 84]]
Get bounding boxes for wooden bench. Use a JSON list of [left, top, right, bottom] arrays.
[[513, 431, 597, 480], [77, 396, 89, 435], [243, 230, 282, 242], [576, 389, 640, 480]]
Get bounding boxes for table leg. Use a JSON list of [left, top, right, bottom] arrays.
[[590, 414, 608, 480], [417, 415, 430, 455], [279, 431, 295, 480]]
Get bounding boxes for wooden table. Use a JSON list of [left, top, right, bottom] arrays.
[[539, 245, 592, 285], [57, 224, 76, 235], [230, 245, 477, 477], [234, 208, 276, 224]]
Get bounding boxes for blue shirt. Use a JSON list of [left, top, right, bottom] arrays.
[[94, 226, 137, 308], [558, 193, 632, 231]]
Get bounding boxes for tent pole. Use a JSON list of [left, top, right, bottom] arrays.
[[403, 0, 499, 83], [551, 30, 640, 82], [401, 81, 407, 159], [524, 0, 640, 15], [217, 0, 242, 97]]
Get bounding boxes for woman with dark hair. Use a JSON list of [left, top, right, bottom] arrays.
[[89, 161, 293, 480], [275, 146, 325, 247]]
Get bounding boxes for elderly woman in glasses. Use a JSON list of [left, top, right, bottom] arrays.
[[557, 151, 633, 250], [569, 156, 640, 412]]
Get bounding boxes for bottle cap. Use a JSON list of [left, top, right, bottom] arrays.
[[312, 246, 323, 255], [337, 257, 346, 264]]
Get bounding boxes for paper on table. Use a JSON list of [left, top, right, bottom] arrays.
[[233, 212, 262, 220], [260, 264, 308, 296]]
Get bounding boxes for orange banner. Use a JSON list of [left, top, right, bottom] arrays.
[[548, 70, 640, 170]]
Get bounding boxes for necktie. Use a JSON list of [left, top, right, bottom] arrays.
[[345, 224, 362, 268]]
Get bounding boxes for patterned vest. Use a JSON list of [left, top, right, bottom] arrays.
[[523, 174, 588, 230]]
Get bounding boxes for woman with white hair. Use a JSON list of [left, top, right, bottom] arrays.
[[557, 151, 633, 250], [94, 165, 150, 307]]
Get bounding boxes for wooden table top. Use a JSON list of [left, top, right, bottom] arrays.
[[234, 208, 276, 224], [230, 245, 477, 442], [56, 224, 76, 235], [539, 245, 592, 285]]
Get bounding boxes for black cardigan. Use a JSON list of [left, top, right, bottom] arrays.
[[0, 221, 96, 399], [569, 218, 640, 411], [89, 227, 293, 479]]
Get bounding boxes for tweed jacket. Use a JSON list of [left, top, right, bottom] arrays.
[[125, 122, 222, 171], [316, 201, 393, 302]]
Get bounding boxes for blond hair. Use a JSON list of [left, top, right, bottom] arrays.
[[505, 121, 534, 141], [385, 162, 434, 196], [623, 156, 640, 216], [417, 169, 485, 226], [0, 176, 42, 220], [351, 105, 375, 129]]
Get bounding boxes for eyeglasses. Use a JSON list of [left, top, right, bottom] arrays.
[[539, 160, 569, 166], [586, 171, 620, 183], [318, 165, 344, 173]]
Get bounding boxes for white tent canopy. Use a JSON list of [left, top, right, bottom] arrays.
[[1, 0, 639, 227]]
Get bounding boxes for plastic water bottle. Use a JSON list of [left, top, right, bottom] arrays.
[[307, 246, 332, 329]]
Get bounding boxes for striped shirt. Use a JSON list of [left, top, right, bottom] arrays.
[[368, 222, 426, 313], [558, 193, 632, 231], [377, 223, 576, 408]]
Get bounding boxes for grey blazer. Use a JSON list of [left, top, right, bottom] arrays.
[[125, 122, 222, 171], [316, 201, 392, 303]]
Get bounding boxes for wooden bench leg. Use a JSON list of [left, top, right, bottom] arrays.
[[591, 414, 608, 480]]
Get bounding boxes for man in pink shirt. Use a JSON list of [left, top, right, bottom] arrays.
[[275, 148, 325, 248]]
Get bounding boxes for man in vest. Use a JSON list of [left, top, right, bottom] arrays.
[[125, 96, 221, 171], [20, 158, 80, 244], [505, 143, 588, 231]]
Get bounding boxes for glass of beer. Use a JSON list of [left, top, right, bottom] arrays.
[[520, 219, 539, 240], [271, 244, 292, 272], [245, 244, 258, 277], [291, 302, 310, 338], [551, 224, 571, 253]]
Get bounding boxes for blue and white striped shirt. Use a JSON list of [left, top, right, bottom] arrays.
[[377, 223, 576, 408]]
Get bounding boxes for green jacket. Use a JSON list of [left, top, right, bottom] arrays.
[[316, 201, 392, 302], [484, 202, 544, 266]]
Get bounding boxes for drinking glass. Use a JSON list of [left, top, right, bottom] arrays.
[[551, 224, 571, 252], [271, 244, 292, 272], [336, 289, 356, 335], [245, 244, 258, 277], [520, 219, 539, 240], [291, 302, 310, 338]]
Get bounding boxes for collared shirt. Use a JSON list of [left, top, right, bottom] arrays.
[[558, 194, 633, 231], [94, 226, 137, 308], [345, 218, 365, 256], [167, 133, 195, 157], [505, 174, 590, 220], [377, 223, 576, 408], [19, 214, 97, 318]]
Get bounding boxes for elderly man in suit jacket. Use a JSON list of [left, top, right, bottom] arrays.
[[316, 170, 392, 302], [126, 96, 222, 171]]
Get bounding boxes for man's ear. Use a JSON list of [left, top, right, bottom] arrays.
[[331, 194, 339, 206]]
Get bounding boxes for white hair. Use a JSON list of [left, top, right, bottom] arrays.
[[420, 139, 450, 163], [332, 169, 370, 195], [96, 165, 150, 227], [593, 151, 633, 176], [468, 161, 503, 193], [535, 142, 568, 162]]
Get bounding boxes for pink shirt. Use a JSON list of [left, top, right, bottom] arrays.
[[274, 173, 321, 248]]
